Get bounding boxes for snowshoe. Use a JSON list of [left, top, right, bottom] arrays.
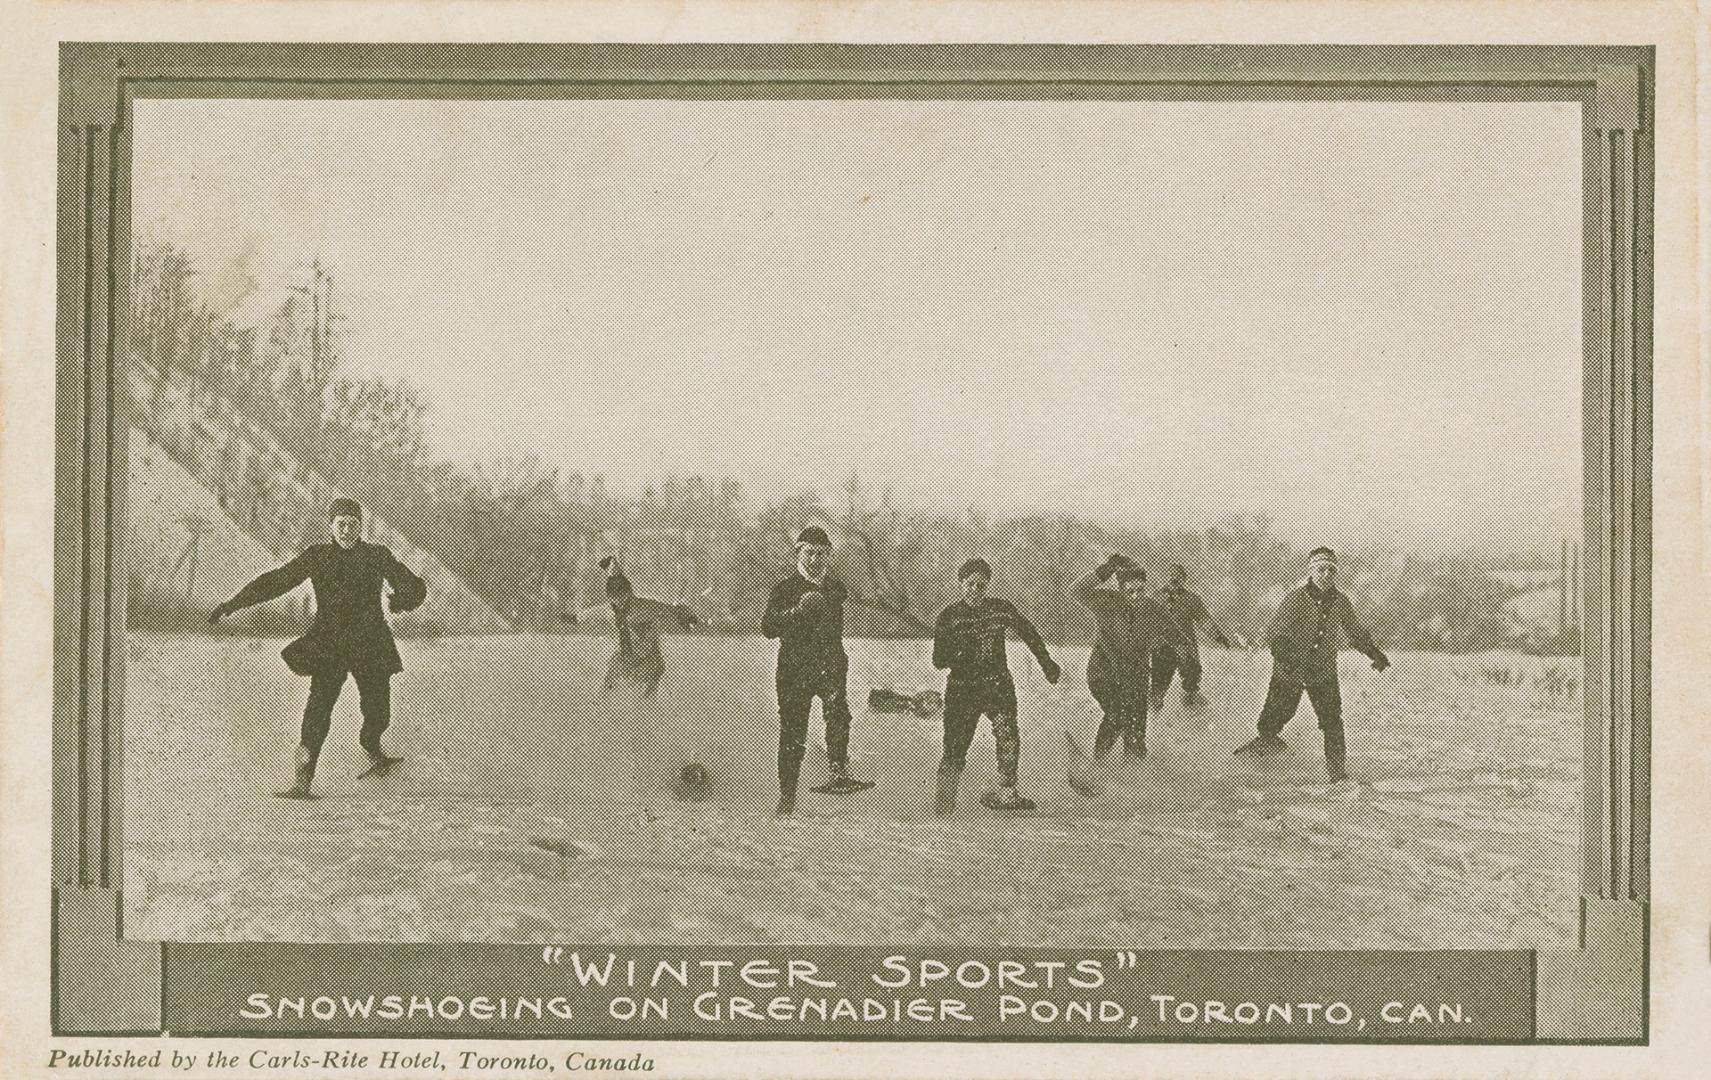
[[809, 775, 874, 795], [1234, 735, 1288, 756], [356, 753, 403, 780], [911, 690, 945, 717], [1064, 731, 1104, 799], [980, 790, 1036, 812], [1066, 769, 1103, 799]]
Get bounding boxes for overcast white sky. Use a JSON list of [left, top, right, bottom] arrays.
[[133, 98, 1583, 550]]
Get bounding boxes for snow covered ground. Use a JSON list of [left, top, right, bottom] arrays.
[[124, 633, 1582, 948]]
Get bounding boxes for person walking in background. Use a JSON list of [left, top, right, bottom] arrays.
[[1071, 554, 1190, 762], [930, 558, 1061, 815], [1150, 563, 1234, 719], [1234, 547, 1390, 782], [209, 497, 426, 800], [763, 526, 872, 814]]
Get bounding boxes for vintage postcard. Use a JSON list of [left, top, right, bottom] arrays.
[[2, 2, 1706, 1078]]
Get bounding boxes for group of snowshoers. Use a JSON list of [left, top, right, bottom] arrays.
[[212, 504, 1389, 810]]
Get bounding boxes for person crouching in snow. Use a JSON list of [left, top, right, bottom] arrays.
[[568, 557, 703, 807], [578, 557, 700, 699], [931, 558, 1060, 814], [1234, 547, 1390, 783], [209, 497, 426, 800]]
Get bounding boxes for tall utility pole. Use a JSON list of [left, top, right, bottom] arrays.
[[285, 257, 343, 462], [289, 256, 341, 389], [310, 257, 321, 384]]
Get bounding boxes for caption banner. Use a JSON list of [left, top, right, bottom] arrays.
[[162, 944, 1533, 1041]]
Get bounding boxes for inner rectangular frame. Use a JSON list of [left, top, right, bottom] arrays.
[[53, 42, 1652, 1041]]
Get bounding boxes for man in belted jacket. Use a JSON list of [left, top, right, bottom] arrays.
[[1234, 547, 1390, 782], [210, 497, 426, 799]]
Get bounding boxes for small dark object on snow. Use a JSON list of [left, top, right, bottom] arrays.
[[672, 762, 712, 802], [868, 688, 944, 717], [528, 836, 582, 860]]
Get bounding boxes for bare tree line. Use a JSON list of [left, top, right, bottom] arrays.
[[125, 238, 1579, 655]]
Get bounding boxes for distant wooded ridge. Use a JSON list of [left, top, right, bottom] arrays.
[[124, 237, 1580, 655]]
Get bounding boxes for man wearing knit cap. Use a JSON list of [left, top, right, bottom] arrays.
[[762, 526, 871, 813], [1071, 554, 1192, 762], [1234, 547, 1390, 782], [209, 497, 427, 799]]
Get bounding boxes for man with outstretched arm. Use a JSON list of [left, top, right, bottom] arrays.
[[931, 558, 1061, 815], [573, 556, 700, 698], [1150, 563, 1234, 717], [209, 497, 426, 799], [763, 526, 872, 814], [1234, 547, 1390, 782], [1071, 554, 1190, 761]]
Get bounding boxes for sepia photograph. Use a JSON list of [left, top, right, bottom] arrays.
[[121, 92, 1589, 951]]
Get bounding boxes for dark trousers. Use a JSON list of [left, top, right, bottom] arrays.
[[940, 682, 1020, 787], [1255, 670, 1345, 761], [1150, 645, 1202, 702], [301, 667, 392, 761], [777, 669, 852, 795], [1089, 677, 1148, 758]]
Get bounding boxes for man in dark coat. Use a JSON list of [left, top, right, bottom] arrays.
[[210, 497, 426, 799], [1150, 563, 1234, 715], [1234, 547, 1390, 782], [931, 558, 1060, 815], [1071, 554, 1190, 761], [762, 526, 871, 814]]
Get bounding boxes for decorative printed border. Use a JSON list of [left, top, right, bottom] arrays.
[[52, 42, 1651, 1043]]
